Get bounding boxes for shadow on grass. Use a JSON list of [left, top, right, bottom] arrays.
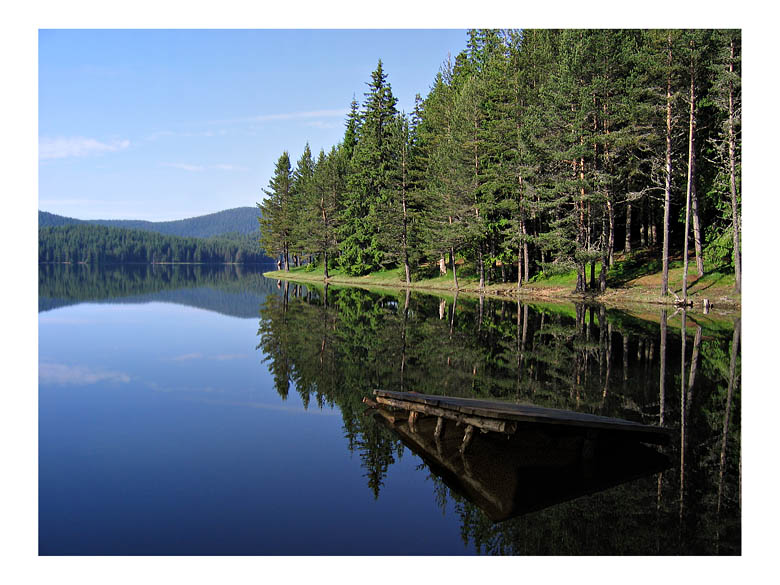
[[606, 250, 664, 288]]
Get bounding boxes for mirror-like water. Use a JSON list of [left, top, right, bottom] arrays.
[[39, 264, 741, 555]]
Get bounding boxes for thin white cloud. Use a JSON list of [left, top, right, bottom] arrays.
[[304, 120, 339, 129], [39, 137, 130, 160], [39, 363, 130, 386], [213, 108, 346, 125]]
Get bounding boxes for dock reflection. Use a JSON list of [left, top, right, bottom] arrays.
[[373, 407, 670, 522]]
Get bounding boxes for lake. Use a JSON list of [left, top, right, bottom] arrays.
[[38, 263, 741, 555]]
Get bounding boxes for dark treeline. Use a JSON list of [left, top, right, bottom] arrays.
[[39, 207, 262, 238], [256, 283, 740, 553], [39, 263, 278, 317], [39, 223, 271, 264], [259, 29, 741, 296]]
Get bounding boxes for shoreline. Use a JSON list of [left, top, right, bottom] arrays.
[[263, 269, 741, 317]]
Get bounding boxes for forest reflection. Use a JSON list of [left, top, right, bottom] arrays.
[[38, 263, 279, 317], [257, 281, 741, 555]]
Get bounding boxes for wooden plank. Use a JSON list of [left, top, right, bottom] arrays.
[[373, 389, 670, 444], [374, 395, 517, 435]]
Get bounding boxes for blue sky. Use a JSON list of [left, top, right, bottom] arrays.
[[39, 29, 468, 221]]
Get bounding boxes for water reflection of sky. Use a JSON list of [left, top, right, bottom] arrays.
[[39, 298, 468, 555]]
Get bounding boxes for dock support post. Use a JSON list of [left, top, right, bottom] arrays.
[[460, 424, 475, 453], [408, 410, 418, 433], [434, 416, 445, 440]]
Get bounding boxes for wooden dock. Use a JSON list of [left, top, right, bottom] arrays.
[[371, 389, 671, 447]]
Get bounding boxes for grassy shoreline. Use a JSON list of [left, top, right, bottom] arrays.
[[263, 253, 741, 316]]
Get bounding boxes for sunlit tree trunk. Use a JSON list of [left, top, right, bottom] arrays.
[[686, 39, 704, 277], [625, 203, 632, 254], [727, 39, 741, 294], [661, 33, 673, 298], [450, 245, 459, 290]]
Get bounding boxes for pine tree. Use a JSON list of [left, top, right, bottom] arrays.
[[258, 151, 294, 270], [338, 60, 399, 275]]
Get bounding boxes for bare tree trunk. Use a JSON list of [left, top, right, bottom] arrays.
[[323, 250, 329, 279], [401, 134, 411, 287], [599, 211, 608, 292], [691, 188, 703, 276], [607, 200, 615, 266], [728, 38, 741, 294], [522, 220, 530, 282], [686, 40, 704, 278], [478, 247, 485, 290], [661, 33, 673, 298], [450, 246, 459, 290], [682, 67, 694, 303], [625, 203, 632, 254]]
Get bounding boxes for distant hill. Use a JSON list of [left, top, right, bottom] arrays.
[[38, 207, 261, 239]]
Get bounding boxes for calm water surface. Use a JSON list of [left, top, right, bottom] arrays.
[[38, 264, 741, 555]]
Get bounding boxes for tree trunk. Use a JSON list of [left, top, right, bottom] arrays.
[[522, 220, 530, 282], [687, 41, 704, 278], [661, 33, 673, 298], [682, 49, 695, 303], [478, 247, 485, 290], [625, 203, 632, 254], [599, 212, 608, 292], [450, 246, 459, 290], [691, 187, 704, 276], [323, 250, 329, 279], [517, 246, 522, 290], [401, 135, 411, 287], [728, 38, 741, 294]]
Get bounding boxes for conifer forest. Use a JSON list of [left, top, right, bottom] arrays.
[[258, 29, 741, 297]]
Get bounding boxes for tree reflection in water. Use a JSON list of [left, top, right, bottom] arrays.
[[256, 283, 740, 555]]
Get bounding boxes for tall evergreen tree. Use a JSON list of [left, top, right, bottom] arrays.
[[258, 151, 294, 270], [338, 60, 399, 275]]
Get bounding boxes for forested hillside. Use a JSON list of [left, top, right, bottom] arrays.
[[39, 223, 270, 264], [259, 29, 741, 298], [39, 207, 261, 238]]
